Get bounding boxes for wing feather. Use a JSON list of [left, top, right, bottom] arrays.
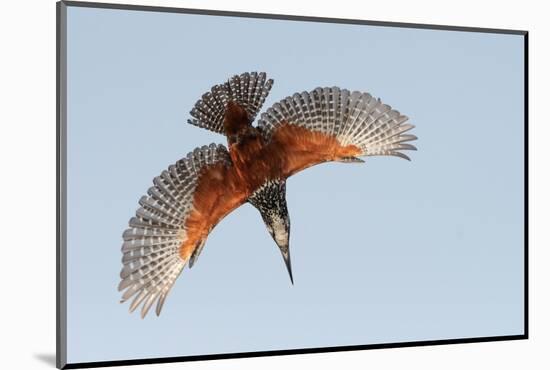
[[119, 143, 245, 318], [257, 87, 417, 177]]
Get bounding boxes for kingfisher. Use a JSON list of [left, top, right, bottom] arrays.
[[119, 72, 417, 317]]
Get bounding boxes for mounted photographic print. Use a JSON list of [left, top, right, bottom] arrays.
[[57, 1, 528, 368]]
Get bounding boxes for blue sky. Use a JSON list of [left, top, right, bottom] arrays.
[[66, 6, 524, 363]]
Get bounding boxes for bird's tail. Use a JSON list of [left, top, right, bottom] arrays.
[[187, 72, 274, 135]]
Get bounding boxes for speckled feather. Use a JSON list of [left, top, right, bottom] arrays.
[[256, 87, 417, 160], [119, 143, 232, 318], [188, 72, 274, 135], [248, 180, 288, 222]]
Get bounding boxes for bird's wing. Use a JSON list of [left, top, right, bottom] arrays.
[[187, 71, 274, 135], [119, 143, 247, 318], [256, 87, 417, 178]]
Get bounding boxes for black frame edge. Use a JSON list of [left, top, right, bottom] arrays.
[[56, 1, 68, 369], [63, 335, 527, 369], [57, 1, 529, 369], [523, 32, 529, 338], [61, 0, 527, 35]]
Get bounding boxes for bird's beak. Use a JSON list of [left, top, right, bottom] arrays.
[[280, 248, 294, 285]]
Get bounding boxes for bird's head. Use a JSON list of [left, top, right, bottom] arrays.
[[248, 179, 293, 284]]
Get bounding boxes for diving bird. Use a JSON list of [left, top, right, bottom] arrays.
[[119, 72, 417, 317]]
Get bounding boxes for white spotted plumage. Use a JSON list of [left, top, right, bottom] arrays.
[[119, 143, 232, 318], [187, 72, 274, 135], [256, 87, 417, 160]]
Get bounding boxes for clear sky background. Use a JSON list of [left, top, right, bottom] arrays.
[[66, 6, 524, 364]]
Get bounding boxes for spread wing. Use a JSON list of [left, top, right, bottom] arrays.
[[118, 143, 247, 318], [256, 87, 417, 178]]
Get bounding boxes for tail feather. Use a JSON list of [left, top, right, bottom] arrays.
[[188, 72, 274, 135]]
